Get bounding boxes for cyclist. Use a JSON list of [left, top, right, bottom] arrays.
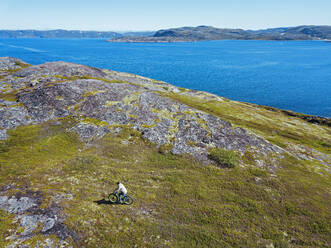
[[114, 182, 127, 203]]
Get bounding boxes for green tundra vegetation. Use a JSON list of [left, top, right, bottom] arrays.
[[0, 114, 330, 247], [163, 92, 330, 154], [0, 59, 330, 247], [208, 148, 239, 168]]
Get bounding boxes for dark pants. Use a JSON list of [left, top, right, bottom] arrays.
[[118, 192, 126, 202]]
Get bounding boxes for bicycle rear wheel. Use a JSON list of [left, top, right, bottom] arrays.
[[123, 195, 134, 205], [108, 193, 118, 203]]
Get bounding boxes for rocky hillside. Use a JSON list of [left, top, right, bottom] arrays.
[[108, 25, 331, 42], [0, 57, 330, 247]]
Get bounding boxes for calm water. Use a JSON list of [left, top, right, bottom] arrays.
[[0, 38, 330, 117]]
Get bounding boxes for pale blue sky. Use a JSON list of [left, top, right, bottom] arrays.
[[0, 0, 330, 31]]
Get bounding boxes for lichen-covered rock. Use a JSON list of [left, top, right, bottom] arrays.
[[0, 59, 283, 162], [13, 61, 108, 79], [70, 122, 109, 142], [0, 106, 33, 131], [0, 190, 76, 246], [0, 57, 29, 71], [0, 196, 37, 214]]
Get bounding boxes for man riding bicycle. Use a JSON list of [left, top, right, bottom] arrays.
[[114, 182, 127, 203]]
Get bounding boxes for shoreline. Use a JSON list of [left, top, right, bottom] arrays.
[[107, 38, 330, 43]]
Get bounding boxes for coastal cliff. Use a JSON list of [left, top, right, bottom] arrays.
[[0, 57, 330, 247]]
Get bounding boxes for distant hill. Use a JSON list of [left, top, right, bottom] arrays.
[[0, 29, 156, 39], [120, 31, 156, 37], [108, 25, 331, 42], [251, 25, 331, 40], [2, 26, 331, 40], [0, 29, 122, 38]]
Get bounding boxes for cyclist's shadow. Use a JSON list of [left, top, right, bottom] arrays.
[[94, 198, 119, 205]]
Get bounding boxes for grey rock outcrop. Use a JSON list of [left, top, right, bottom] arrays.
[[0, 195, 37, 214], [0, 57, 283, 163], [0, 57, 28, 71], [0, 190, 76, 245], [13, 61, 108, 78]]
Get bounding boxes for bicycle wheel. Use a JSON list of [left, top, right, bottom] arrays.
[[108, 193, 118, 203], [123, 195, 134, 205]]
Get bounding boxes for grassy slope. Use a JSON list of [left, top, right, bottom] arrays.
[[0, 64, 330, 247], [163, 92, 330, 155], [0, 117, 330, 247]]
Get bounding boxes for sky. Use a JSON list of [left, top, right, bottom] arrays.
[[0, 0, 330, 31]]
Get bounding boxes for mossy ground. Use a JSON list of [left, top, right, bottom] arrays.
[[163, 92, 331, 155], [0, 64, 330, 247], [208, 148, 239, 168], [0, 118, 330, 247], [0, 210, 17, 247]]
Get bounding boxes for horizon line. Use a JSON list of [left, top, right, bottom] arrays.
[[0, 24, 330, 33]]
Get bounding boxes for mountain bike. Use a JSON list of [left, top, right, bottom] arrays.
[[108, 192, 134, 205]]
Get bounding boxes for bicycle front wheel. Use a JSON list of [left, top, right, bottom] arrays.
[[123, 195, 134, 205], [108, 193, 118, 203]]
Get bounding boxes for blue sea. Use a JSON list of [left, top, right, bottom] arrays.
[[0, 38, 330, 117]]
